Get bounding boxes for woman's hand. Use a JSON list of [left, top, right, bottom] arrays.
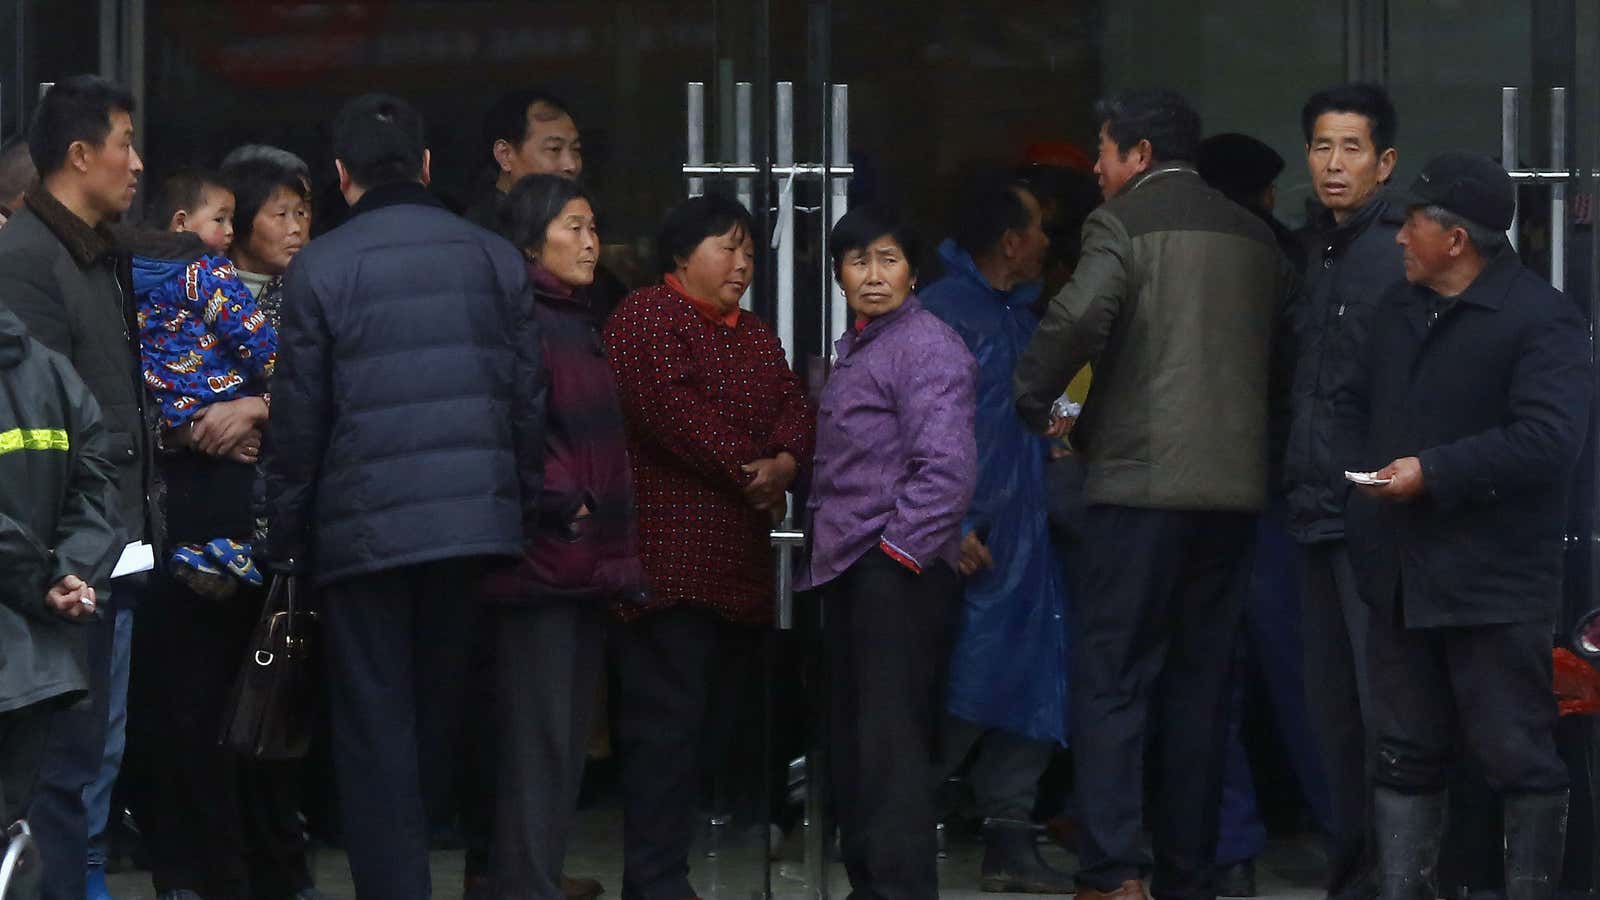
[[189, 397, 269, 460], [742, 452, 798, 510], [957, 532, 994, 576]]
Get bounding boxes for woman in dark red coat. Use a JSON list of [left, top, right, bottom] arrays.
[[476, 174, 645, 900], [602, 194, 815, 900]]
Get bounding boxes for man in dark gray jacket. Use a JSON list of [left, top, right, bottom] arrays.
[[1015, 89, 1283, 900], [263, 93, 545, 900], [0, 74, 157, 900], [1285, 83, 1404, 900], [0, 304, 120, 831]]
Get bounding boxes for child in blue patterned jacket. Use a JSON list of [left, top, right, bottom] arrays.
[[134, 168, 276, 597]]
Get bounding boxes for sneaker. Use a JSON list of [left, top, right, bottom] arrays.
[[204, 538, 264, 587], [170, 545, 237, 600]]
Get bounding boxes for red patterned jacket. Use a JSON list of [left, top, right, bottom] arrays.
[[603, 282, 815, 623]]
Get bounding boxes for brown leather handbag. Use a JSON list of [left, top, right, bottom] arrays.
[[219, 575, 319, 759]]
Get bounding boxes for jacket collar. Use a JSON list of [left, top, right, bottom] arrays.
[[347, 180, 446, 219], [836, 295, 922, 358], [26, 188, 117, 268], [935, 239, 1042, 309], [1446, 249, 1520, 311], [1316, 189, 1405, 249], [1119, 163, 1197, 198]]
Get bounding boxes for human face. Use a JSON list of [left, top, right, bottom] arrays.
[[676, 225, 754, 312], [839, 235, 914, 320], [1011, 189, 1050, 283], [1307, 111, 1396, 223], [1093, 123, 1147, 201], [501, 102, 583, 182], [83, 110, 143, 218], [534, 197, 599, 287], [177, 184, 236, 255], [239, 185, 308, 275], [1396, 208, 1462, 290]]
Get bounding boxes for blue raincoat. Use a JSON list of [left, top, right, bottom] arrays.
[[921, 239, 1069, 745]]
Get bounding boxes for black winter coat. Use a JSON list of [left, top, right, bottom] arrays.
[[0, 306, 121, 713], [263, 182, 545, 586], [0, 191, 158, 570], [1284, 194, 1407, 543], [1345, 252, 1592, 628]]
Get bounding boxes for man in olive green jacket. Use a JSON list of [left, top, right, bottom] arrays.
[[1014, 89, 1283, 900]]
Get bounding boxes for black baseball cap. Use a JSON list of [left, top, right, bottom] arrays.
[[1392, 151, 1515, 231]]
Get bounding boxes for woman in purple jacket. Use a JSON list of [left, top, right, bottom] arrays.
[[803, 205, 979, 900], [475, 174, 645, 900]]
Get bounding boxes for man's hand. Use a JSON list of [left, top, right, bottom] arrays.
[[45, 574, 96, 621], [742, 452, 798, 511], [1045, 413, 1075, 439], [957, 531, 994, 576], [1358, 456, 1426, 503], [190, 397, 269, 460]]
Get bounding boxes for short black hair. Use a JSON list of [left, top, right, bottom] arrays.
[[506, 173, 591, 252], [221, 157, 309, 249], [1094, 89, 1202, 165], [951, 174, 1036, 259], [656, 193, 754, 276], [28, 74, 136, 177], [830, 204, 921, 278], [332, 93, 426, 188], [0, 136, 37, 201], [1301, 82, 1398, 151], [483, 89, 574, 162], [151, 167, 227, 228]]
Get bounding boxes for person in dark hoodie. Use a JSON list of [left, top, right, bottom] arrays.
[[0, 301, 119, 867]]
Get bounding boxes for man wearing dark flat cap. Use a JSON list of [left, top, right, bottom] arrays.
[[1345, 151, 1592, 900]]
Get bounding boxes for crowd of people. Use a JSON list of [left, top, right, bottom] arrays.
[[0, 69, 1591, 900]]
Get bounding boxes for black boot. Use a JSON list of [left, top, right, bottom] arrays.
[[1503, 791, 1568, 900], [1216, 859, 1257, 898], [1374, 787, 1447, 900], [980, 818, 1076, 894]]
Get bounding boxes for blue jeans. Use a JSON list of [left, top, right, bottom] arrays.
[[84, 607, 132, 868]]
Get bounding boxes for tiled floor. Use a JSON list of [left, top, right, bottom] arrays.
[[105, 807, 1330, 900]]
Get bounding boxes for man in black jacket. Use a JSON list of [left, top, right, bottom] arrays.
[[263, 93, 545, 900], [1284, 83, 1404, 900], [0, 74, 159, 900], [1347, 152, 1591, 900], [0, 304, 119, 830]]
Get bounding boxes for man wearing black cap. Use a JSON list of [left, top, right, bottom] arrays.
[[1346, 151, 1591, 900], [1198, 132, 1306, 274]]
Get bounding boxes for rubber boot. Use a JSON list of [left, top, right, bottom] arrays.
[[1373, 787, 1446, 900], [1503, 791, 1568, 900], [980, 818, 1076, 894]]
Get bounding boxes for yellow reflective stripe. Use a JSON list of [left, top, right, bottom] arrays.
[[0, 428, 70, 456]]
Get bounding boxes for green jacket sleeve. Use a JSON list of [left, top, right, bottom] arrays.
[[1013, 208, 1132, 432]]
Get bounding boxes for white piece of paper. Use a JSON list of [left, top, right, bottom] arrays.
[[1344, 470, 1394, 486], [111, 541, 154, 579]]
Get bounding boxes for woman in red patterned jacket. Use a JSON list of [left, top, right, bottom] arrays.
[[476, 174, 646, 900], [603, 194, 815, 900]]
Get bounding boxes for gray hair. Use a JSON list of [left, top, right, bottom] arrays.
[[1421, 204, 1509, 257], [220, 143, 309, 178]]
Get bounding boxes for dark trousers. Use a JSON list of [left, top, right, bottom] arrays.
[[322, 558, 483, 900], [1070, 506, 1254, 900], [1368, 590, 1568, 795], [1216, 510, 1332, 867], [828, 550, 957, 900], [613, 607, 762, 900], [1, 702, 60, 825], [489, 600, 606, 900], [1299, 541, 1373, 892], [941, 716, 1056, 823], [30, 599, 116, 900], [126, 571, 311, 899]]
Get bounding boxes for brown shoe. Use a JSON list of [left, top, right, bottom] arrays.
[[561, 875, 605, 899], [1078, 880, 1146, 900]]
